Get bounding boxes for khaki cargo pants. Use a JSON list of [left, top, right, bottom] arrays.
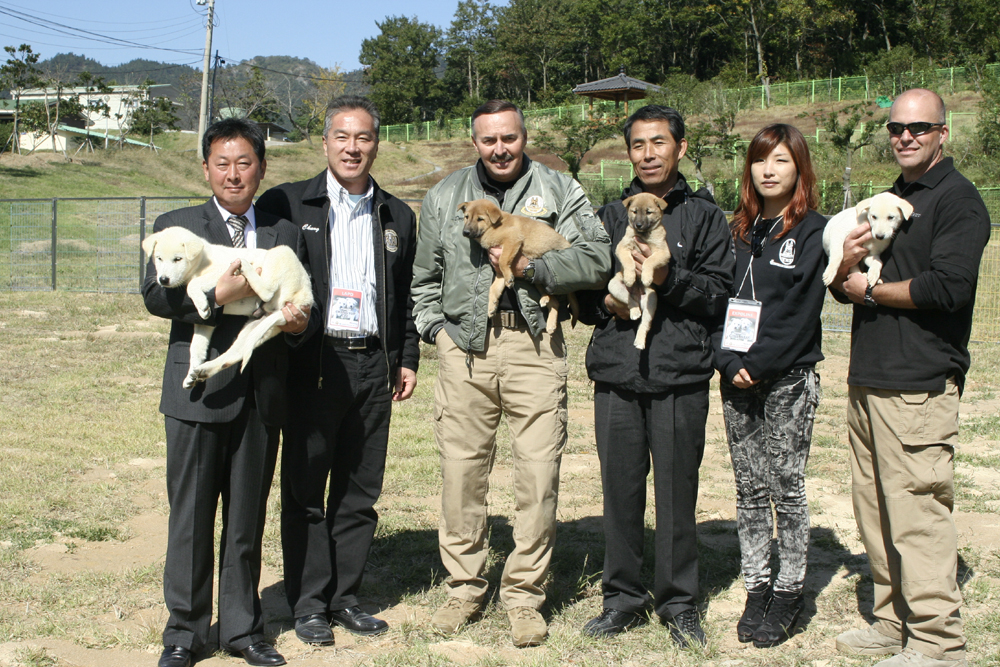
[[433, 323, 568, 609], [847, 380, 965, 661]]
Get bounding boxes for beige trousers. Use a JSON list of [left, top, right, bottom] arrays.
[[847, 380, 965, 660], [433, 323, 568, 609]]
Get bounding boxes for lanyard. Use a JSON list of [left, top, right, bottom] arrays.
[[735, 215, 783, 301]]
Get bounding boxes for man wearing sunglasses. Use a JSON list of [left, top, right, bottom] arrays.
[[830, 88, 990, 667]]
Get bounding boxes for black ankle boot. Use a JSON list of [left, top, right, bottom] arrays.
[[736, 583, 772, 643], [752, 590, 803, 648]]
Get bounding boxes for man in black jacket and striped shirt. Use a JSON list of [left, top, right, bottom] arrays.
[[255, 96, 420, 646]]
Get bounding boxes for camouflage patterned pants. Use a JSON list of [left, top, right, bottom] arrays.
[[720, 367, 821, 594]]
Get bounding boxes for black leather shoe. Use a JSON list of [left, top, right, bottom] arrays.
[[238, 642, 286, 666], [582, 608, 647, 638], [666, 609, 707, 649], [329, 606, 389, 636], [158, 645, 193, 667], [294, 613, 335, 645], [156, 645, 194, 667]]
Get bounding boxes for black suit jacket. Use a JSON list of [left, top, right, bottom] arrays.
[[142, 199, 300, 426], [256, 171, 420, 380]]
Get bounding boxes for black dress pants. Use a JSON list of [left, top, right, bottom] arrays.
[[162, 403, 279, 653], [281, 342, 392, 618], [593, 381, 708, 620]]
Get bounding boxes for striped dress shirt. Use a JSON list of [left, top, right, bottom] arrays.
[[325, 172, 378, 337]]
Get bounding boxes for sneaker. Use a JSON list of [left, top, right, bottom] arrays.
[[666, 609, 707, 649], [874, 647, 968, 667], [508, 606, 547, 647], [430, 597, 483, 636], [836, 625, 904, 656], [736, 583, 772, 643], [752, 590, 803, 648], [583, 608, 647, 638]]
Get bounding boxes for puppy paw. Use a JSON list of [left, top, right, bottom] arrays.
[[633, 336, 647, 350], [629, 307, 641, 321]]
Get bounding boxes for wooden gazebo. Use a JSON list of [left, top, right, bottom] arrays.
[[572, 67, 662, 116]]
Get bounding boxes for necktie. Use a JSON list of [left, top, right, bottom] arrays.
[[229, 214, 248, 248]]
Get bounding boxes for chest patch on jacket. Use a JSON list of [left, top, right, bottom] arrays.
[[521, 195, 548, 216], [777, 238, 796, 265], [384, 229, 399, 252]]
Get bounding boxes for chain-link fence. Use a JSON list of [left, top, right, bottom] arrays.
[[2, 195, 999, 341]]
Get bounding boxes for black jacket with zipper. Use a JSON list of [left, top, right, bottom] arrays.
[[581, 175, 735, 393], [255, 171, 420, 382]]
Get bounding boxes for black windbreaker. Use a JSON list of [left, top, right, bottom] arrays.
[[581, 175, 735, 393]]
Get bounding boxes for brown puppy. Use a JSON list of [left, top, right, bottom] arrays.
[[607, 192, 671, 350], [460, 198, 577, 334]]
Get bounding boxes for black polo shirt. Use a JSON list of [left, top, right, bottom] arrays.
[[844, 157, 991, 394]]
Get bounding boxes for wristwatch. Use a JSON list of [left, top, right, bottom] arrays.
[[522, 260, 536, 280], [864, 284, 877, 308]]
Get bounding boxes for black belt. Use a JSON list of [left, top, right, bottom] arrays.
[[493, 309, 527, 330], [324, 335, 380, 351]]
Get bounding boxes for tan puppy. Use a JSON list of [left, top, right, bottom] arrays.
[[821, 192, 914, 287], [460, 198, 577, 334], [607, 192, 671, 350], [143, 225, 313, 388]]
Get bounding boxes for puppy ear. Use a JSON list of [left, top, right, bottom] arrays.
[[488, 207, 503, 226], [458, 201, 469, 213], [141, 232, 158, 256], [622, 195, 634, 209], [655, 196, 668, 211], [182, 236, 204, 262], [897, 198, 914, 220], [855, 197, 873, 214]]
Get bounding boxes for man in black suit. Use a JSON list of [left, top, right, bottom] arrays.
[[256, 96, 420, 646], [143, 118, 308, 667]]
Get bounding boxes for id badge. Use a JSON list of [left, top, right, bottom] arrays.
[[721, 298, 762, 352], [330, 287, 362, 331]]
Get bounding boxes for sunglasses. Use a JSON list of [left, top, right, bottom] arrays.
[[751, 223, 768, 258], [885, 121, 944, 136]]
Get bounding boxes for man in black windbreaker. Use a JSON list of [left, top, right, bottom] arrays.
[[579, 105, 734, 648]]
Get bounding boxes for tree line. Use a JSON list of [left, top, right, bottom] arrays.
[[360, 0, 1000, 124]]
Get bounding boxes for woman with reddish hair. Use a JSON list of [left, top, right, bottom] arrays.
[[712, 124, 827, 648]]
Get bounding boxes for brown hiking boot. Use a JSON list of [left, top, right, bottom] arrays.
[[508, 606, 547, 647], [430, 597, 483, 635]]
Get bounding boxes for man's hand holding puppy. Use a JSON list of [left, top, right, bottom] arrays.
[[214, 259, 311, 333], [834, 223, 916, 309], [602, 239, 669, 319]]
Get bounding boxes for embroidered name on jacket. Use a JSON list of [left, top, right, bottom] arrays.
[[770, 238, 796, 269], [302, 224, 321, 233]]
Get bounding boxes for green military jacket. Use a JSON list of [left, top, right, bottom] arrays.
[[411, 157, 612, 352]]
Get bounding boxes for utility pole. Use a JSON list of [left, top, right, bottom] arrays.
[[195, 0, 216, 160], [209, 50, 224, 126]]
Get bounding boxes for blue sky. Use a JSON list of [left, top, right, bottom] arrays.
[[0, 1, 495, 71]]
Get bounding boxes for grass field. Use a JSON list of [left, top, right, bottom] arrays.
[[1, 291, 999, 667]]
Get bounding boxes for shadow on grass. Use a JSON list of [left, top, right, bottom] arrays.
[[257, 515, 898, 639], [0, 165, 43, 179]]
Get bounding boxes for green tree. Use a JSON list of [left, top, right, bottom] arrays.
[[0, 44, 41, 155], [977, 74, 1000, 156], [818, 102, 887, 207], [534, 113, 619, 181], [75, 71, 112, 152], [443, 0, 497, 106], [130, 84, 180, 146], [360, 16, 442, 124]]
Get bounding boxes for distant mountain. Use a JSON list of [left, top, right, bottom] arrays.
[[29, 53, 368, 132]]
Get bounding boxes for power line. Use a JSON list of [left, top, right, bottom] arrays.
[[0, 6, 203, 56], [0, 1, 204, 27]]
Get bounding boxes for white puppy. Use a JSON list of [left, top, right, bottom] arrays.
[[142, 225, 313, 388], [821, 192, 914, 287]]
